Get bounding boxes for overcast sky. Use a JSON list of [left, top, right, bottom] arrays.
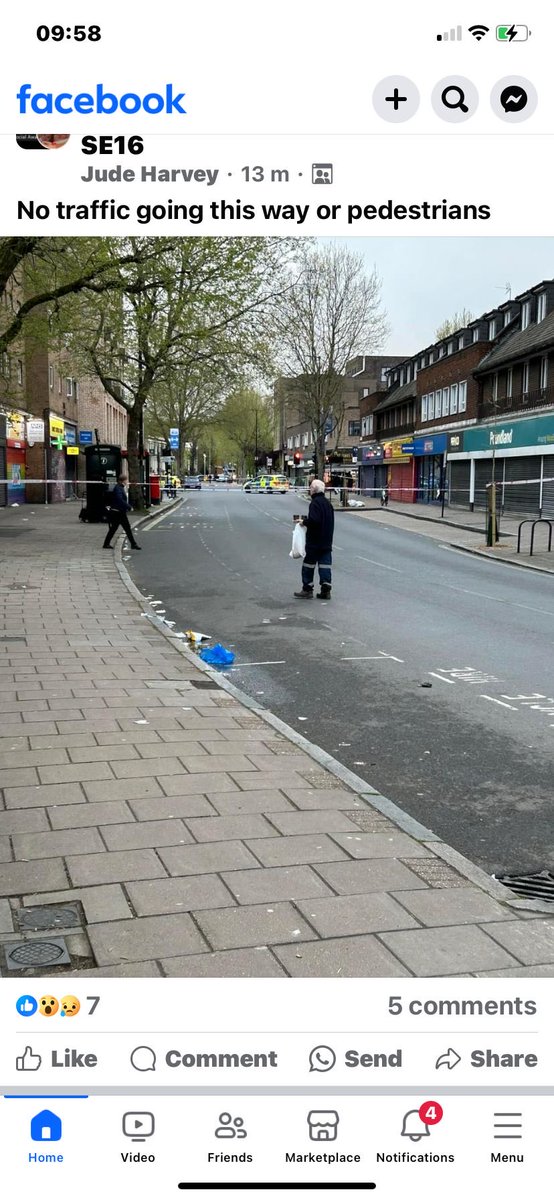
[[328, 237, 554, 356]]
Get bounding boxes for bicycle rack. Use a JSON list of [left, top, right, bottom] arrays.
[[517, 518, 553, 556]]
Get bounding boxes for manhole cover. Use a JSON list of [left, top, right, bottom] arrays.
[[189, 680, 221, 690], [4, 938, 71, 970], [496, 870, 554, 903], [0, 636, 27, 644], [17, 904, 82, 932]]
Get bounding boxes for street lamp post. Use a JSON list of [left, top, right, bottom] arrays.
[[203, 452, 206, 477]]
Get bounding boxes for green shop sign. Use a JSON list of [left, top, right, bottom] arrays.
[[463, 413, 554, 453]]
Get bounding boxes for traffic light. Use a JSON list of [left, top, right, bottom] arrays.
[[293, 451, 302, 464]]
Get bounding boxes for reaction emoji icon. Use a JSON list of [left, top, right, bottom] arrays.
[[60, 995, 80, 1018], [39, 995, 59, 1017]]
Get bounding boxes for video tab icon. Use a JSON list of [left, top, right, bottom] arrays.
[[122, 1112, 155, 1142]]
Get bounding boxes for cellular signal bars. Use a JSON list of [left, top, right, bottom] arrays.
[[437, 26, 462, 41]]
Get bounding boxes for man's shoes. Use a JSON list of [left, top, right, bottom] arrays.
[[316, 585, 332, 600], [294, 589, 313, 598], [103, 544, 112, 550], [130, 544, 142, 550]]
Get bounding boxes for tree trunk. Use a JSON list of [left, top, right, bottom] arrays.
[[315, 431, 326, 482], [127, 403, 145, 510]]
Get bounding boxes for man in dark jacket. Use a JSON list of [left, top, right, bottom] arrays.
[[294, 478, 334, 600], [102, 476, 141, 550]]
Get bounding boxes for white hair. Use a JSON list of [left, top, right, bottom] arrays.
[[310, 479, 325, 494]]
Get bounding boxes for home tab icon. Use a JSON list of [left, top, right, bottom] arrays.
[[31, 1109, 62, 1142]]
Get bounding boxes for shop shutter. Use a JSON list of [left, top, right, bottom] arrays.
[[0, 445, 6, 507], [474, 459, 493, 510], [449, 461, 470, 508], [503, 455, 540, 515], [541, 458, 554, 516]]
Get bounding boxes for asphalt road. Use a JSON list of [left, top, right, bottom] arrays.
[[128, 488, 554, 878]]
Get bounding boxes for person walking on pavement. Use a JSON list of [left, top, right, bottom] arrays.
[[103, 475, 141, 550], [380, 485, 389, 508], [294, 478, 334, 600]]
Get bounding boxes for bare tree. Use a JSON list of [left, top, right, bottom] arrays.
[[276, 244, 388, 477], [434, 308, 474, 340]]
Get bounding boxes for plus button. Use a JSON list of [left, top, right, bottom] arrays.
[[385, 87, 408, 110]]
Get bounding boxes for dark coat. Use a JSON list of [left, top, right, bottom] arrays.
[[304, 491, 334, 552], [109, 483, 131, 513]]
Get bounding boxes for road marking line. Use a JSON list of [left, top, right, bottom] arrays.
[[356, 555, 402, 573], [236, 660, 287, 667], [380, 652, 404, 662], [429, 671, 455, 684], [444, 582, 554, 617], [480, 694, 518, 711]]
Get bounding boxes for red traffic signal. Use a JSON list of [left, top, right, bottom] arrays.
[[293, 451, 302, 464]]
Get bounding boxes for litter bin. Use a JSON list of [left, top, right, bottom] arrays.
[[149, 474, 161, 506]]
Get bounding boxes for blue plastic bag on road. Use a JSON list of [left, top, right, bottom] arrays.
[[199, 642, 235, 667]]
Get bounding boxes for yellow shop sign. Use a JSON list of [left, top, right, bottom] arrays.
[[49, 416, 65, 438]]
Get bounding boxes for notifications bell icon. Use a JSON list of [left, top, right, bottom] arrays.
[[400, 1109, 430, 1142]]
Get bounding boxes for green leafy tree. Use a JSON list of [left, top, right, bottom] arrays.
[[434, 308, 474, 340]]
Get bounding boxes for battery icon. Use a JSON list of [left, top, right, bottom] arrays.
[[496, 24, 530, 41]]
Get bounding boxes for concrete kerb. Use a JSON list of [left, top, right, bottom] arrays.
[[446, 539, 554, 576], [112, 536, 547, 918]]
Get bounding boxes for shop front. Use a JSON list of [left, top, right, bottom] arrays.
[[0, 414, 7, 507], [383, 437, 415, 502], [360, 442, 385, 498], [5, 411, 27, 505], [48, 415, 78, 501], [447, 413, 554, 516], [413, 432, 448, 504]]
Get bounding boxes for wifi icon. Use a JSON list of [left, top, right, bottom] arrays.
[[468, 24, 490, 40]]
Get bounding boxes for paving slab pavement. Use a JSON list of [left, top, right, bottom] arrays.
[[1, 501, 553, 977]]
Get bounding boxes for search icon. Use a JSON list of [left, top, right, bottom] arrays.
[[432, 76, 478, 123], [441, 85, 468, 113]]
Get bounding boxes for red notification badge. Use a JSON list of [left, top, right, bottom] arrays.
[[418, 1100, 444, 1126]]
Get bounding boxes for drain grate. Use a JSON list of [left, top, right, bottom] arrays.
[[496, 870, 554, 903], [17, 903, 82, 932], [0, 636, 27, 643], [4, 937, 71, 970], [189, 679, 221, 690]]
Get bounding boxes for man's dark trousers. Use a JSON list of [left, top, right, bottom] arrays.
[[302, 548, 332, 592], [103, 512, 137, 548]]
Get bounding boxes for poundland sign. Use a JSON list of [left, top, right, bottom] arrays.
[[462, 414, 554, 453]]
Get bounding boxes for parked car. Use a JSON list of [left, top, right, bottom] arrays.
[[184, 475, 202, 489]]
